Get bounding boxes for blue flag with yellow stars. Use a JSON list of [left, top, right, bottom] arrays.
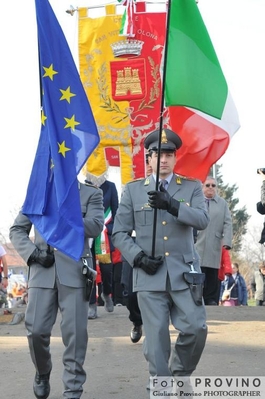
[[22, 0, 99, 261]]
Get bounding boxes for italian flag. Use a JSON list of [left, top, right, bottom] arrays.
[[165, 0, 240, 181]]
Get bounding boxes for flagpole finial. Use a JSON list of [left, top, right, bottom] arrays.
[[66, 5, 77, 16]]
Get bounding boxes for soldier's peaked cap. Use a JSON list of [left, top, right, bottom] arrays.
[[144, 128, 182, 152]]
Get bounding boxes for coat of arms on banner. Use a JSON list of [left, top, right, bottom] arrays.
[[110, 58, 146, 102]]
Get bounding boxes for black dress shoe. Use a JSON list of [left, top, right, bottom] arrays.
[[33, 371, 51, 399], [130, 324, 142, 343]]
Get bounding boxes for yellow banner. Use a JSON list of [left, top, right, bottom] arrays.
[[78, 5, 166, 184], [79, 7, 132, 183]]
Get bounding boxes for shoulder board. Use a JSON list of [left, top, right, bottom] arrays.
[[175, 174, 198, 182], [127, 178, 144, 184]]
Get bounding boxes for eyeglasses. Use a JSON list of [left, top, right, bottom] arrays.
[[205, 184, 216, 188]]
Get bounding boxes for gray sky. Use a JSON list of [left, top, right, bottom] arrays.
[[1, 0, 264, 239]]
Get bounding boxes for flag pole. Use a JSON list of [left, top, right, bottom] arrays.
[[37, 42, 43, 109], [151, 0, 172, 257]]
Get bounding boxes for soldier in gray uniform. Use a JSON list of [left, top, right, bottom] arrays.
[[9, 181, 104, 399], [112, 128, 209, 380]]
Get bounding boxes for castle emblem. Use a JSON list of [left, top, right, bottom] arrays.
[[110, 58, 146, 101]]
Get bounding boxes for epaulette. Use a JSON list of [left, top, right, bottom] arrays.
[[127, 177, 144, 184], [175, 174, 198, 183]]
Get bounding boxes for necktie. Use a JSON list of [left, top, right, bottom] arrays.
[[205, 198, 210, 210], [160, 179, 168, 191]]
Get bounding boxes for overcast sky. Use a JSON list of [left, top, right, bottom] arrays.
[[1, 0, 264, 240]]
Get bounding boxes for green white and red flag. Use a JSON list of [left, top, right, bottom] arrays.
[[165, 0, 240, 181], [117, 0, 136, 37]]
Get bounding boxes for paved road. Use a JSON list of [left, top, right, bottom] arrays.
[[1, 306, 264, 399]]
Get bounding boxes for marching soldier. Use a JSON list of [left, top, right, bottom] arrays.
[[112, 128, 209, 381], [9, 181, 104, 399]]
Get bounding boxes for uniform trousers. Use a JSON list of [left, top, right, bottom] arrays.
[[137, 285, 207, 377], [25, 276, 89, 398]]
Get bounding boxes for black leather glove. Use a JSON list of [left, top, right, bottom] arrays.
[[134, 251, 163, 275], [148, 184, 180, 216], [28, 248, 55, 268]]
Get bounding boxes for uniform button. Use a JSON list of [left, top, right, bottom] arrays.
[[162, 221, 167, 225], [165, 252, 169, 256], [164, 236, 168, 240]]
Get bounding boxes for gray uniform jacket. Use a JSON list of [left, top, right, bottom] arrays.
[[112, 174, 209, 292], [9, 182, 104, 289], [195, 194, 232, 269]]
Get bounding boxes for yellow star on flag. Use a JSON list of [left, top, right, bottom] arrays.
[[41, 109, 47, 126], [58, 141, 71, 158], [43, 64, 58, 81], [64, 115, 80, 130], [60, 86, 76, 104]]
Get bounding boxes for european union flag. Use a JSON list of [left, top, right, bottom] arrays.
[[22, 0, 100, 261]]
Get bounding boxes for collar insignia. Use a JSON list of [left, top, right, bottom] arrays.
[[176, 177, 182, 184], [144, 178, 150, 186]]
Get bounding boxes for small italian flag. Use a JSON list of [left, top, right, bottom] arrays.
[[117, 0, 136, 37]]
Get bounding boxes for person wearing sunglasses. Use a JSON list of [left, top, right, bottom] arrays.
[[195, 176, 233, 305]]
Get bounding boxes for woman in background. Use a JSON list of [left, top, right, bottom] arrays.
[[219, 262, 248, 306]]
